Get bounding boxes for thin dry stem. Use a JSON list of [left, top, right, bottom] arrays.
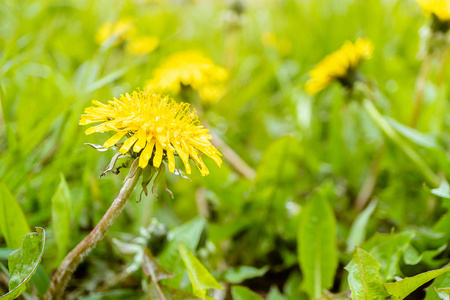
[[210, 131, 256, 180], [45, 168, 142, 300]]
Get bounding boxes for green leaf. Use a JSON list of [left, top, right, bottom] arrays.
[[147, 282, 200, 300], [231, 286, 263, 300], [31, 266, 51, 297], [297, 189, 338, 298], [385, 266, 450, 299], [1, 228, 46, 300], [436, 288, 450, 300], [177, 242, 222, 298], [0, 181, 31, 249], [425, 271, 450, 299], [51, 174, 71, 264], [254, 136, 302, 237], [178, 242, 222, 298], [432, 181, 450, 199], [347, 200, 377, 253], [267, 286, 288, 300], [386, 117, 441, 150], [158, 217, 206, 288], [345, 247, 389, 300], [223, 265, 269, 284], [363, 231, 415, 281]]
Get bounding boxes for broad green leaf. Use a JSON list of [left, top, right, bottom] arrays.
[[267, 286, 288, 300], [147, 282, 200, 300], [255, 136, 302, 200], [345, 247, 389, 300], [347, 200, 377, 253], [386, 117, 441, 149], [363, 231, 415, 281], [404, 246, 422, 265], [1, 228, 46, 300], [31, 266, 51, 297], [425, 271, 450, 300], [0, 181, 31, 249], [385, 266, 450, 299], [432, 181, 450, 199], [297, 189, 338, 298], [436, 288, 450, 300], [254, 136, 302, 238], [178, 242, 223, 298], [231, 286, 263, 300], [51, 174, 71, 264], [223, 265, 269, 284], [158, 217, 206, 288]]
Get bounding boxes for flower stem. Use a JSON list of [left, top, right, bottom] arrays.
[[362, 98, 440, 188], [209, 131, 256, 180], [45, 168, 142, 300]]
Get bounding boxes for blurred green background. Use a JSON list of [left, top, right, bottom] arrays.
[[1, 0, 450, 299]]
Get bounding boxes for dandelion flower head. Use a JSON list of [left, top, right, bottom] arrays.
[[145, 51, 228, 104], [305, 38, 373, 95], [125, 36, 160, 56], [416, 0, 450, 22], [79, 91, 222, 176], [96, 18, 135, 45]]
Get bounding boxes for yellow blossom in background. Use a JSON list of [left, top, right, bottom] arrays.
[[96, 18, 135, 45], [261, 32, 292, 56], [126, 36, 160, 56], [79, 91, 222, 176], [135, 0, 164, 3], [145, 51, 228, 104], [305, 38, 373, 95], [416, 0, 450, 22]]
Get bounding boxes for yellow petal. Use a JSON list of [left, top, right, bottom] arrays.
[[139, 139, 155, 168], [103, 131, 126, 148], [120, 134, 138, 154], [153, 141, 163, 168], [172, 142, 191, 174], [133, 129, 148, 153], [166, 144, 176, 173]]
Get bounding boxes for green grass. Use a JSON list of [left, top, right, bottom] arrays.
[[1, 0, 450, 299]]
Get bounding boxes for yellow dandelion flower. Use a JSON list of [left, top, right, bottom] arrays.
[[261, 32, 292, 56], [145, 51, 228, 103], [79, 90, 222, 176], [416, 0, 450, 22], [96, 18, 135, 45], [126, 36, 160, 56], [305, 38, 374, 95]]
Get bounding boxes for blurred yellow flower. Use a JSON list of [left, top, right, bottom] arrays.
[[261, 32, 292, 56], [126, 36, 160, 55], [145, 51, 228, 104], [96, 18, 135, 45], [416, 0, 450, 22], [305, 38, 373, 95], [79, 91, 222, 176]]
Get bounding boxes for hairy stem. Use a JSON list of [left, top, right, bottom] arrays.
[[45, 168, 142, 300]]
